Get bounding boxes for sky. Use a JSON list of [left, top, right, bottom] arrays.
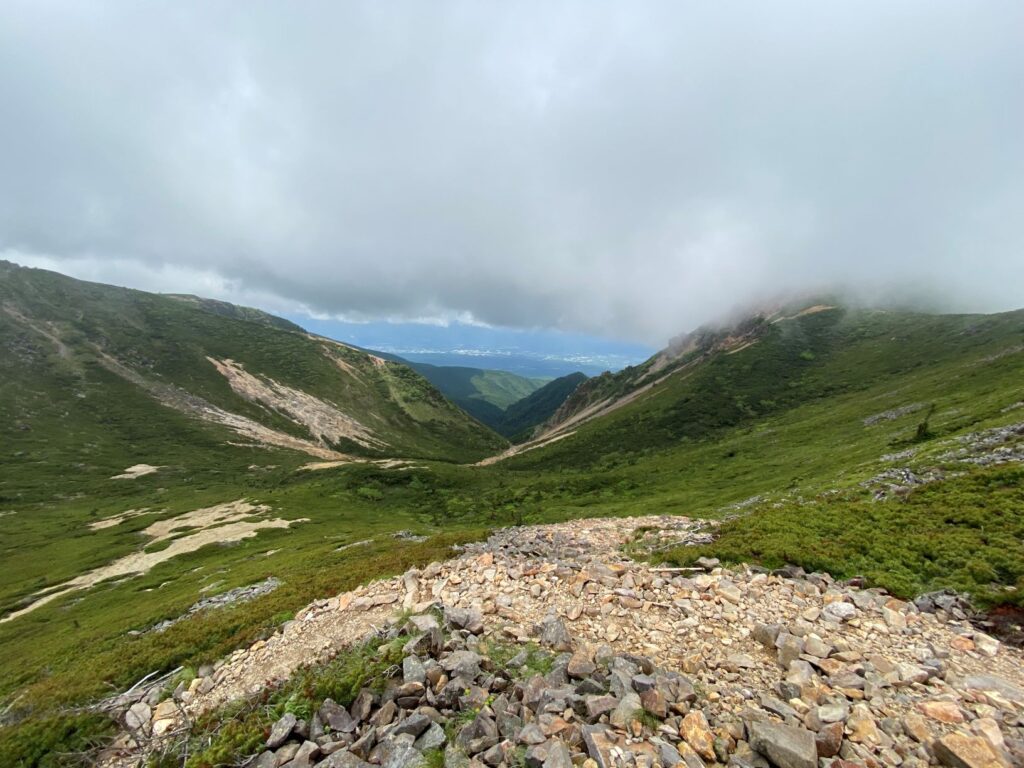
[[1, 1, 1022, 348]]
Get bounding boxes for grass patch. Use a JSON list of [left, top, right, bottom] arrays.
[[657, 465, 1024, 606]]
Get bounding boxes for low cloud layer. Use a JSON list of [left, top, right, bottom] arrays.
[[2, 2, 1022, 344]]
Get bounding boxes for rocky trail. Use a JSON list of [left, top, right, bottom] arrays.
[[102, 516, 1024, 768]]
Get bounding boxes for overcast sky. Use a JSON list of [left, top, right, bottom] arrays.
[[1, 2, 1022, 345]]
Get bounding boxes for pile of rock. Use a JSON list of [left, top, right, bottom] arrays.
[[241, 606, 824, 768], [100, 515, 1024, 768]]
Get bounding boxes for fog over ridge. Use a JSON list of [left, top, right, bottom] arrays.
[[1, 1, 1022, 345]]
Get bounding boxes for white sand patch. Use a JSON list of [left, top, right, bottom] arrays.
[[111, 464, 161, 480], [207, 357, 387, 451], [89, 508, 152, 530], [1, 500, 306, 624], [298, 460, 354, 471]]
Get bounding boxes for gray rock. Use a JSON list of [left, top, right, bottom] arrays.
[[403, 655, 427, 685], [280, 740, 320, 768], [321, 750, 374, 768], [445, 607, 484, 634], [414, 722, 447, 752], [584, 695, 619, 720], [542, 739, 573, 768], [442, 650, 483, 680], [518, 724, 547, 745], [752, 623, 782, 649], [455, 712, 499, 754], [610, 692, 642, 729], [247, 751, 276, 768], [821, 601, 856, 623], [392, 712, 432, 738], [321, 699, 356, 733], [746, 721, 817, 768], [267, 713, 298, 749], [377, 737, 425, 768], [125, 701, 151, 731], [539, 618, 574, 652]]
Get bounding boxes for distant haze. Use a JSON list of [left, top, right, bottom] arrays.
[[2, 2, 1022, 345]]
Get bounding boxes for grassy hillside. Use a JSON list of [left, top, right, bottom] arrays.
[[1, 286, 1022, 766], [0, 261, 506, 509], [406, 361, 542, 420]]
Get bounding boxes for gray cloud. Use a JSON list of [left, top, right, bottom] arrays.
[[1, 1, 1022, 344]]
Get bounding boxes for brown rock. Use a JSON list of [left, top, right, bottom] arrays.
[[679, 710, 716, 761], [918, 700, 965, 724], [933, 732, 1003, 768], [815, 722, 843, 758]]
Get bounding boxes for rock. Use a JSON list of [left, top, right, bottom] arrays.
[[321, 699, 356, 733], [267, 713, 298, 749], [585, 694, 618, 720], [442, 650, 483, 679], [776, 634, 804, 669], [539, 618, 574, 652], [322, 750, 374, 768], [882, 606, 907, 630], [249, 751, 277, 768], [716, 580, 743, 604], [403, 655, 427, 685], [393, 713, 432, 738], [567, 647, 596, 679], [543, 740, 573, 768], [610, 692, 642, 729], [414, 722, 447, 752], [815, 722, 843, 758], [918, 700, 965, 724], [933, 732, 1003, 768], [679, 710, 716, 761], [125, 701, 151, 731], [753, 623, 783, 649], [973, 632, 1001, 657], [746, 720, 817, 768], [456, 712, 499, 754], [582, 725, 617, 768], [446, 607, 484, 634], [282, 741, 320, 768], [821, 602, 856, 623], [377, 737, 424, 768]]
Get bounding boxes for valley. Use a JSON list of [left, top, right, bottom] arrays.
[[1, 263, 1023, 767]]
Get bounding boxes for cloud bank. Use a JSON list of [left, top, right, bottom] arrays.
[[1, 1, 1022, 344]]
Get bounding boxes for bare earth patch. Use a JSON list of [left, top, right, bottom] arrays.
[[207, 357, 387, 451], [89, 508, 152, 530], [1, 500, 305, 624], [110, 464, 161, 480]]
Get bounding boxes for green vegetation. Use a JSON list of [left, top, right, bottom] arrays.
[[399, 361, 586, 439], [0, 711, 115, 768], [146, 633, 413, 768], [1, 268, 1023, 767], [659, 465, 1024, 606], [497, 372, 587, 440]]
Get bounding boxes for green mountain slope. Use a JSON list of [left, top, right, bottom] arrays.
[[496, 371, 587, 440], [507, 302, 1024, 468], [0, 261, 506, 506], [2, 286, 1023, 764]]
